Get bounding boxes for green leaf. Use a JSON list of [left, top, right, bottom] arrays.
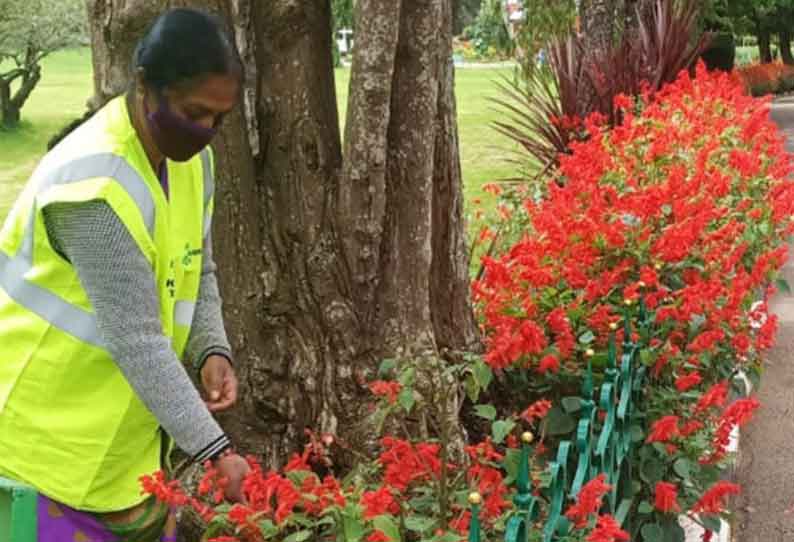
[[578, 330, 595, 344], [492, 419, 517, 444], [474, 404, 498, 421], [200, 515, 230, 541], [378, 358, 397, 377], [398, 367, 415, 386], [699, 465, 720, 486], [405, 515, 435, 532], [373, 515, 401, 542], [284, 530, 313, 542], [474, 360, 493, 390], [700, 514, 722, 533], [777, 278, 792, 294], [259, 519, 279, 539], [630, 425, 645, 443], [640, 349, 655, 366], [544, 406, 576, 436], [589, 352, 609, 368], [398, 387, 415, 412], [503, 448, 522, 483], [673, 458, 691, 480], [640, 458, 666, 485], [641, 523, 664, 542], [342, 508, 365, 542], [561, 396, 582, 414], [464, 374, 479, 402], [638, 501, 654, 514], [663, 521, 686, 542]]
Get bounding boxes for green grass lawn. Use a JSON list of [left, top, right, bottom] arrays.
[[0, 48, 95, 218], [0, 48, 518, 223]]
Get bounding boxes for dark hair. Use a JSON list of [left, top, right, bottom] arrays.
[[133, 8, 243, 92], [47, 8, 241, 151]]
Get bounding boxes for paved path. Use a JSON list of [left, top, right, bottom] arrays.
[[734, 98, 794, 542]]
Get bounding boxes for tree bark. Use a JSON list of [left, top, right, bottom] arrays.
[[758, 27, 773, 64], [0, 80, 16, 127], [580, 0, 617, 53], [780, 28, 794, 65], [0, 65, 40, 128], [9, 65, 41, 115], [85, 0, 478, 479]]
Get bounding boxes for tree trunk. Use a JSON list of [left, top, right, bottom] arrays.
[[0, 65, 40, 128], [9, 65, 41, 119], [86, 0, 477, 476], [0, 80, 18, 128], [580, 0, 617, 53], [758, 27, 773, 64], [780, 28, 794, 65], [577, 0, 618, 116]]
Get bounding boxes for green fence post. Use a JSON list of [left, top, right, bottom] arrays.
[[0, 477, 37, 542], [505, 432, 539, 542], [468, 492, 482, 542]]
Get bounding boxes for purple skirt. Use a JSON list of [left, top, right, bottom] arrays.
[[38, 495, 177, 542]]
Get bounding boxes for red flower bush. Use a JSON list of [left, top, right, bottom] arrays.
[[143, 64, 792, 542], [475, 63, 793, 532], [737, 62, 794, 97]]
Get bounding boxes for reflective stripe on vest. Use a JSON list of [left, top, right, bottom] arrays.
[[0, 153, 156, 347], [171, 148, 213, 330], [200, 149, 213, 240], [174, 300, 196, 327]]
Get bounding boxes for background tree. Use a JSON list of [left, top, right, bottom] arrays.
[[455, 0, 484, 35], [462, 0, 514, 58], [85, 0, 479, 477], [706, 0, 794, 64], [0, 0, 86, 127]]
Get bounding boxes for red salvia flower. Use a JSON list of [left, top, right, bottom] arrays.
[[646, 416, 680, 443], [692, 481, 741, 514], [360, 487, 398, 519], [521, 399, 552, 425], [586, 514, 630, 542], [369, 380, 402, 404], [565, 474, 611, 528], [367, 530, 392, 542], [675, 371, 702, 392], [654, 482, 681, 513]]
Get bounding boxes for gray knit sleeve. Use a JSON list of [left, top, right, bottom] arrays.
[[42, 201, 230, 463], [183, 231, 233, 376]]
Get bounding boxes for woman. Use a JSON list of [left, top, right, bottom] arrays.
[[0, 8, 250, 541]]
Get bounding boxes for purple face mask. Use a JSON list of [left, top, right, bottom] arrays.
[[145, 94, 217, 162]]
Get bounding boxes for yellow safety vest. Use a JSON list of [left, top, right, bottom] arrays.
[[0, 95, 213, 512]]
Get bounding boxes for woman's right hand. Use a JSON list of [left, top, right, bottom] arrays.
[[215, 452, 251, 503]]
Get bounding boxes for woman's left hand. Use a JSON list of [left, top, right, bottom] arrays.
[[201, 355, 239, 412]]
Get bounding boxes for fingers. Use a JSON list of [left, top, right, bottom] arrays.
[[225, 373, 239, 403], [205, 374, 238, 412]]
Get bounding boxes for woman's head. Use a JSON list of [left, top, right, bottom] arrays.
[[131, 8, 242, 161]]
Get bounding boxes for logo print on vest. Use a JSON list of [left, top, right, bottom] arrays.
[[182, 242, 202, 267], [167, 260, 176, 298]]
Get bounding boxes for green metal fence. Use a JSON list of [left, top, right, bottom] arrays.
[[469, 303, 649, 542], [0, 477, 37, 542]]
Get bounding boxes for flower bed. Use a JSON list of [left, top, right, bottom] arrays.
[[474, 64, 794, 539], [141, 66, 794, 542], [736, 62, 794, 97]]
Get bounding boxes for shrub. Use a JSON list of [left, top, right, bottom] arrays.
[[700, 32, 736, 72], [492, 0, 709, 180], [737, 62, 794, 97]]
